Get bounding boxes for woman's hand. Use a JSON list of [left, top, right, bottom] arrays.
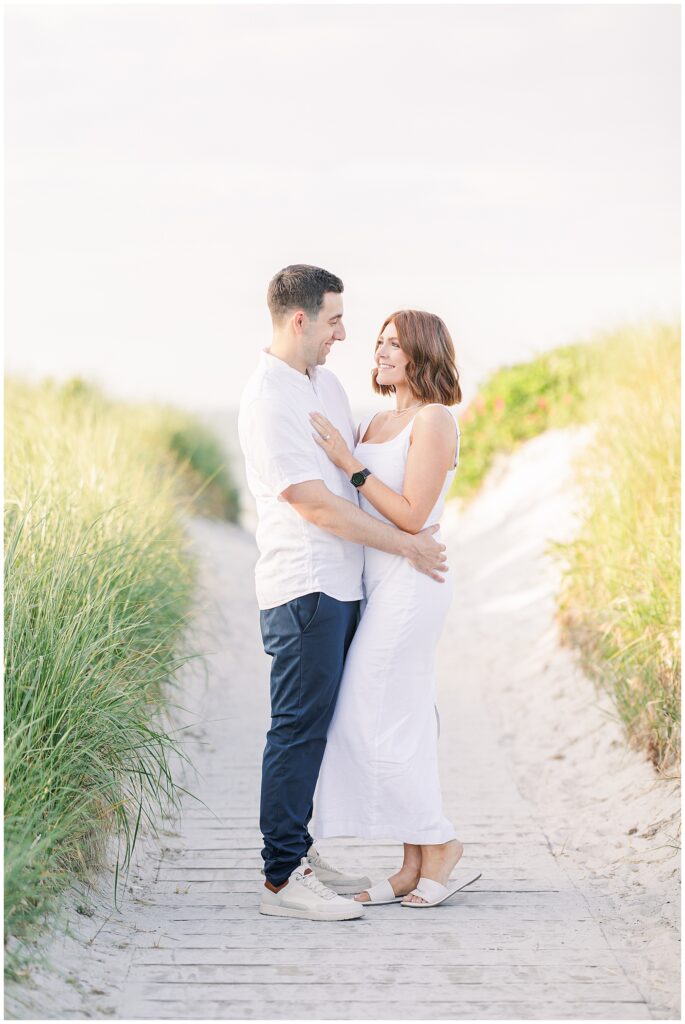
[[309, 412, 356, 473]]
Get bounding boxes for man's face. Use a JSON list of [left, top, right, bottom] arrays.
[[302, 292, 346, 367]]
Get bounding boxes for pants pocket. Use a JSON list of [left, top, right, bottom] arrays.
[[296, 591, 323, 634]]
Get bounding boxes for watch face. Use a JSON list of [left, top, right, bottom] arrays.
[[351, 471, 366, 486]]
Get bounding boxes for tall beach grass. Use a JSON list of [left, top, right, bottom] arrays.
[[551, 323, 680, 772], [452, 322, 680, 771], [4, 378, 239, 980]]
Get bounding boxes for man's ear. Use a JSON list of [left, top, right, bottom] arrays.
[[291, 310, 307, 335]]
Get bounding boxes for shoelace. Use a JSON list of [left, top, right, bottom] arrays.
[[308, 850, 338, 873], [295, 868, 337, 900]]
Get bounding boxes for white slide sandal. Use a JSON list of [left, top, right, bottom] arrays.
[[401, 868, 482, 908], [355, 878, 405, 905]]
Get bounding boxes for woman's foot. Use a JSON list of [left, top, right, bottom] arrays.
[[403, 839, 464, 905], [354, 864, 420, 903]]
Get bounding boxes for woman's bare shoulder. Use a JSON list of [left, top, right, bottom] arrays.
[[413, 404, 456, 433]]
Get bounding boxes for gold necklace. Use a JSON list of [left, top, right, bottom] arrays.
[[389, 402, 423, 417]]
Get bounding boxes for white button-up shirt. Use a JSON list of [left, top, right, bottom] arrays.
[[237, 348, 365, 610]]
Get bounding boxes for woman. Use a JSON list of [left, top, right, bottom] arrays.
[[308, 309, 481, 908]]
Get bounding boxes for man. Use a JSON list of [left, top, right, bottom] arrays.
[[237, 264, 448, 921]]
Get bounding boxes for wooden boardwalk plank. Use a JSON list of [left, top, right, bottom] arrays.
[[123, 1002, 650, 1022]]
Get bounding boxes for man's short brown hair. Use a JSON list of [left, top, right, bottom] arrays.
[[267, 264, 344, 322]]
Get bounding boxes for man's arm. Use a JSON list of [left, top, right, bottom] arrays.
[[282, 480, 449, 582]]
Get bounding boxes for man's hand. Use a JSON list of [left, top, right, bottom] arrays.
[[403, 524, 449, 582]]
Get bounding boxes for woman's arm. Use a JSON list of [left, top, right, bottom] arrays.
[[309, 406, 457, 534]]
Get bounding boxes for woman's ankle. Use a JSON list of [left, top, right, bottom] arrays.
[[420, 839, 464, 867], [398, 863, 421, 881]]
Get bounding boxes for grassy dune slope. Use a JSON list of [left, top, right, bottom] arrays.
[[4, 378, 239, 979], [552, 325, 680, 772], [452, 322, 680, 771]]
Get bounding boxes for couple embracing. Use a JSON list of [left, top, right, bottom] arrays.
[[237, 264, 480, 921]]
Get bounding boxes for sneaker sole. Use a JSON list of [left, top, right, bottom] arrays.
[[259, 903, 364, 921]]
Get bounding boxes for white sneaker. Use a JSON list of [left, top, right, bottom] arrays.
[[306, 845, 372, 894], [259, 858, 364, 921]]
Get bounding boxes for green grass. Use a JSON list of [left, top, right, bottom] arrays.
[[452, 321, 680, 771], [550, 323, 680, 772], [136, 404, 240, 522], [4, 377, 239, 981], [448, 341, 595, 501]]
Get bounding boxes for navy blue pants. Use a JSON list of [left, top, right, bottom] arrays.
[[259, 590, 360, 886]]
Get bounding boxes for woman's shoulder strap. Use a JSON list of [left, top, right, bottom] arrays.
[[356, 410, 378, 445]]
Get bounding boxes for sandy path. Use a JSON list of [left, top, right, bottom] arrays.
[[5, 426, 679, 1020]]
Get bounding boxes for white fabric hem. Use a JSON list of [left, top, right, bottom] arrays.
[[313, 821, 458, 845], [257, 585, 364, 611]]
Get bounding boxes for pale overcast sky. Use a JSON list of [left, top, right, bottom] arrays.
[[5, 3, 680, 415]]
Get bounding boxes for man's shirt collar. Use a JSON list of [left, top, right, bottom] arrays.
[[260, 347, 320, 391]]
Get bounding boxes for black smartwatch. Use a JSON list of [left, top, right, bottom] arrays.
[[350, 468, 372, 488]]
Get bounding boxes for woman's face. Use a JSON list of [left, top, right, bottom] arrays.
[[375, 321, 410, 387]]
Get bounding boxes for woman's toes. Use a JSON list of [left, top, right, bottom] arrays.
[[354, 891, 370, 902]]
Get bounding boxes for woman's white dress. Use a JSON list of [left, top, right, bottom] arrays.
[[312, 404, 460, 845]]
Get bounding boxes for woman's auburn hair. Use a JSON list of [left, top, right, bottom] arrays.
[[371, 309, 462, 406]]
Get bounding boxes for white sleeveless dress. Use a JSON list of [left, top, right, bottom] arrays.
[[312, 404, 460, 845]]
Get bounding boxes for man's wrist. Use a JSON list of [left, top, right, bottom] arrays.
[[396, 530, 414, 559]]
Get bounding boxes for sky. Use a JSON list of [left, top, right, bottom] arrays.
[[4, 3, 681, 417]]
